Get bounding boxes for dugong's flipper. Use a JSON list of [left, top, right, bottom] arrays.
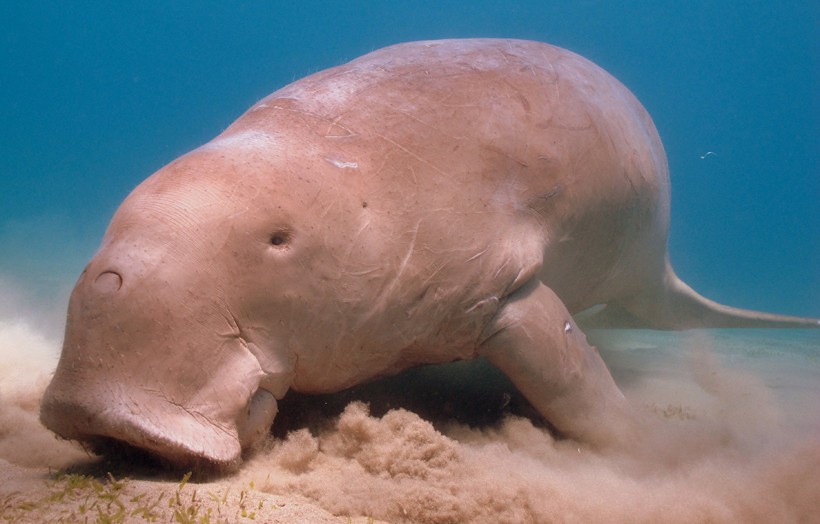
[[479, 281, 638, 447]]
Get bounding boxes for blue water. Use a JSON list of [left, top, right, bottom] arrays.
[[1, 1, 817, 317]]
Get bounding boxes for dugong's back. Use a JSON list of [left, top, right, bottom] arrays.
[[232, 39, 670, 316]]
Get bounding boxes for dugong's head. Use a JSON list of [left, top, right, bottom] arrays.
[[40, 126, 359, 471]]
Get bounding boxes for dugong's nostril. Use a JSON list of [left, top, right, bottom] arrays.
[[93, 271, 123, 293]]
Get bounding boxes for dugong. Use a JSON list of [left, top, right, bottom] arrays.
[[40, 39, 819, 471]]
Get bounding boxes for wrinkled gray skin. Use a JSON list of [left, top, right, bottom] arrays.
[[40, 39, 820, 471]]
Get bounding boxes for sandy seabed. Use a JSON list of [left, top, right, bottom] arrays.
[[1, 314, 819, 523]]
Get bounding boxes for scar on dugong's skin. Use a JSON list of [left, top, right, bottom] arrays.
[[40, 39, 820, 472]]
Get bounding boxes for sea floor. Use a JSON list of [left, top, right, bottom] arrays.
[[1, 324, 818, 523]]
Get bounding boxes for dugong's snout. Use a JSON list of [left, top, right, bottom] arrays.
[[40, 375, 280, 471], [40, 384, 248, 471], [40, 257, 282, 472]]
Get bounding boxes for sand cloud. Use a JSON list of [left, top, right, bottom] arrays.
[[240, 347, 820, 523]]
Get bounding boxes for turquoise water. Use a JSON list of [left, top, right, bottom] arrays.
[[1, 1, 817, 319]]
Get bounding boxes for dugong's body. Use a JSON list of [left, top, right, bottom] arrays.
[[41, 39, 819, 471]]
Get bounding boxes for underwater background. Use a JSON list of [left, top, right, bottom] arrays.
[[1, 1, 817, 328], [1, 3, 819, 522]]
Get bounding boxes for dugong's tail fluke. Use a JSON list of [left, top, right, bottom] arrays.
[[578, 260, 820, 330]]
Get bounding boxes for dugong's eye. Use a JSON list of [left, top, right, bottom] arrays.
[[269, 232, 291, 247]]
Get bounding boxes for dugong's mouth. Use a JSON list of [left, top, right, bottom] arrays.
[[83, 411, 241, 473], [40, 385, 276, 473]]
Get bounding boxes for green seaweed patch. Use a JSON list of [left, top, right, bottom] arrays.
[[1, 471, 265, 523]]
